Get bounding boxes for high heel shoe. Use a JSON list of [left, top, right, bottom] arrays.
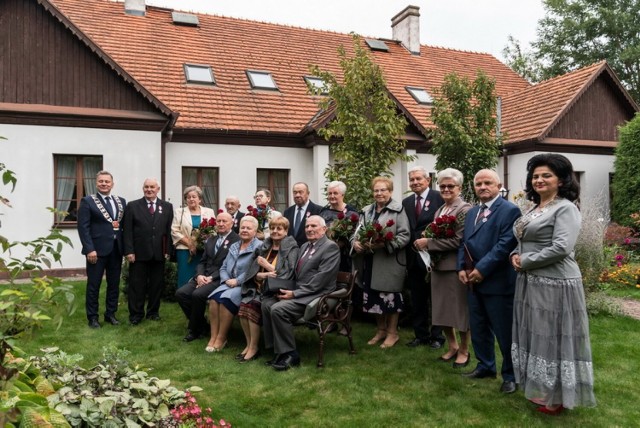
[[537, 405, 564, 415], [452, 352, 470, 368], [438, 350, 458, 362], [235, 352, 247, 361]]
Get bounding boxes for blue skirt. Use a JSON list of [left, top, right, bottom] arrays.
[[175, 249, 202, 288]]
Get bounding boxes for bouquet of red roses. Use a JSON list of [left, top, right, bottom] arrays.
[[356, 218, 396, 251], [192, 217, 217, 251], [246, 204, 271, 233], [328, 211, 360, 242], [423, 214, 457, 239]]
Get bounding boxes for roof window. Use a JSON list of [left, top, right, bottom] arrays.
[[406, 86, 433, 105], [365, 38, 389, 52], [247, 71, 278, 90], [304, 76, 327, 94], [184, 64, 215, 85], [172, 12, 199, 27]]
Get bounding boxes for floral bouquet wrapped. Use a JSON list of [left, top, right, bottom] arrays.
[[423, 214, 457, 239], [192, 217, 217, 251], [356, 218, 396, 251], [328, 211, 360, 242], [246, 204, 271, 233]]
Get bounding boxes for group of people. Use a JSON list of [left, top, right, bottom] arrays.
[[78, 154, 596, 411]]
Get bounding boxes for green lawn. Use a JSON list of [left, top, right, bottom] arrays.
[[15, 281, 640, 427]]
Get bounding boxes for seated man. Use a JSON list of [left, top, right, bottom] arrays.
[[175, 212, 239, 342], [262, 215, 340, 371]]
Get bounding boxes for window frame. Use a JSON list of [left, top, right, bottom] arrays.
[[53, 154, 103, 227], [405, 86, 434, 105], [246, 70, 279, 91], [181, 166, 220, 212], [256, 168, 289, 212], [184, 63, 216, 85], [304, 76, 327, 94]]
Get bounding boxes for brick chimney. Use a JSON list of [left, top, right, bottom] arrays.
[[124, 0, 146, 16], [391, 5, 420, 55]]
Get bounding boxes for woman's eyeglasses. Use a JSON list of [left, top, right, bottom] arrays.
[[439, 184, 458, 190]]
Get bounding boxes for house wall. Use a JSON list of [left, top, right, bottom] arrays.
[[0, 124, 161, 269]]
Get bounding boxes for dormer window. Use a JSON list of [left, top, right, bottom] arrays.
[[184, 64, 215, 85], [304, 76, 327, 94], [406, 86, 433, 105], [247, 70, 278, 90]]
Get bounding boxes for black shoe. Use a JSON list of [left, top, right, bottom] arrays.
[[146, 314, 161, 321], [235, 352, 247, 361], [130, 318, 142, 326], [272, 354, 301, 371], [104, 315, 120, 326], [462, 368, 497, 379], [183, 332, 201, 342], [88, 318, 101, 329], [500, 381, 517, 394], [406, 338, 428, 348], [239, 350, 262, 363], [452, 352, 471, 369], [264, 354, 280, 366], [429, 340, 444, 350]]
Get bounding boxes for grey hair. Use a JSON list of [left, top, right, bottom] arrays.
[[408, 166, 429, 179], [183, 185, 203, 200], [474, 169, 501, 185], [240, 215, 259, 228], [437, 168, 464, 186], [327, 180, 347, 195], [307, 215, 326, 227], [96, 170, 113, 180]]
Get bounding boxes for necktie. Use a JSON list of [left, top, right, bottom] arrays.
[[215, 236, 223, 253], [104, 196, 114, 218], [294, 207, 303, 234], [475, 204, 487, 225], [296, 243, 313, 273], [415, 195, 422, 219], [148, 201, 155, 214]]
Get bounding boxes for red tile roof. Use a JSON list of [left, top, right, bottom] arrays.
[[45, 0, 530, 136]]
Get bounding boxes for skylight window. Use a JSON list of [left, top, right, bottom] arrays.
[[365, 38, 389, 52], [406, 86, 433, 105], [304, 76, 327, 94], [184, 64, 215, 85], [172, 12, 199, 27], [246, 70, 278, 90]]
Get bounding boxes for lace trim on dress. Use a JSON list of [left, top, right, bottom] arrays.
[[513, 197, 560, 239]]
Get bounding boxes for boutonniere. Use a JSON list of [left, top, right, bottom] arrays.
[[223, 239, 229, 249], [309, 247, 317, 259], [481, 209, 492, 222], [423, 200, 431, 210], [158, 205, 163, 214], [305, 211, 311, 218]]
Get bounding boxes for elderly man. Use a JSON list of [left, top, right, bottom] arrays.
[[402, 166, 445, 348], [458, 169, 521, 394], [175, 212, 240, 342], [123, 178, 173, 325], [77, 171, 126, 329], [283, 182, 322, 246], [225, 195, 245, 234], [262, 215, 340, 371]]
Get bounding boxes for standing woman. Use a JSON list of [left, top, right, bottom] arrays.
[[237, 217, 299, 362], [252, 188, 282, 240], [510, 154, 596, 414], [352, 176, 410, 349], [414, 168, 472, 368], [320, 180, 358, 272], [171, 186, 216, 288]]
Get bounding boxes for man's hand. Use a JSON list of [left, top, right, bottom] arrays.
[[278, 289, 294, 300], [467, 268, 484, 284], [196, 275, 211, 288], [414, 237, 428, 251], [126, 253, 135, 263], [87, 251, 98, 264]]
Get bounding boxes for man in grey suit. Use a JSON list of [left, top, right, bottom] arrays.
[[262, 215, 340, 371]]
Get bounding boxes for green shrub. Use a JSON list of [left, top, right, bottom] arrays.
[[611, 113, 640, 226], [586, 291, 624, 317]]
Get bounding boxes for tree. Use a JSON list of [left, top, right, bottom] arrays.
[[611, 113, 640, 225], [430, 71, 503, 202], [532, 0, 640, 101], [502, 35, 543, 83], [309, 34, 412, 210]]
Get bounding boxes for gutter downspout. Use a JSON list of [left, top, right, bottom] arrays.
[[161, 112, 179, 197]]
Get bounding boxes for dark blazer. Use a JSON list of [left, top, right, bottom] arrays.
[[123, 197, 174, 261], [457, 197, 521, 295], [231, 211, 245, 234], [197, 231, 240, 281], [283, 201, 323, 246], [402, 190, 445, 269], [77, 194, 126, 256], [292, 235, 340, 305]]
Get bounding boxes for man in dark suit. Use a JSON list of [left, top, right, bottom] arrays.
[[262, 215, 340, 371], [123, 178, 173, 325], [77, 170, 126, 329], [458, 169, 521, 394], [402, 166, 445, 348], [175, 212, 240, 342], [224, 195, 245, 234], [283, 182, 322, 246]]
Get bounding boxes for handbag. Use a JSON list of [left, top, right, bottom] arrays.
[[265, 277, 296, 295]]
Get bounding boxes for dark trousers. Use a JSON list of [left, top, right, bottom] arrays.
[[467, 291, 515, 382], [406, 265, 444, 343], [85, 243, 121, 320], [128, 259, 165, 322], [262, 296, 305, 355], [175, 279, 219, 334]]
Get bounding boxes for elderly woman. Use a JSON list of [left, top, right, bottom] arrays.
[[414, 168, 472, 368], [205, 216, 262, 352], [320, 180, 358, 272], [171, 186, 216, 288], [352, 176, 410, 349], [510, 154, 595, 414], [252, 188, 282, 239], [236, 216, 299, 362]]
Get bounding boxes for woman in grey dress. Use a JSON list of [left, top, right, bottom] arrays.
[[510, 154, 596, 414]]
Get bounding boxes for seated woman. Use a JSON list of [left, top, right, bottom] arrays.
[[236, 216, 299, 362], [205, 216, 262, 352], [171, 185, 216, 288]]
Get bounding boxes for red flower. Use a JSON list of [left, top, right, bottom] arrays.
[[445, 228, 455, 238], [435, 217, 444, 225], [374, 222, 383, 232], [386, 219, 395, 227], [199, 219, 208, 228], [208, 217, 216, 227], [337, 211, 345, 220], [350, 213, 359, 222], [384, 231, 394, 241], [246, 205, 254, 211], [429, 223, 438, 233], [366, 230, 375, 238], [257, 204, 267, 210], [218, 208, 224, 214]]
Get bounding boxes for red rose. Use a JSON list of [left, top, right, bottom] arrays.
[[386, 219, 395, 227], [445, 228, 455, 237], [208, 218, 216, 227], [251, 209, 259, 217], [246, 205, 254, 211], [385, 231, 394, 241], [200, 220, 208, 228], [350, 213, 359, 222], [374, 222, 383, 232], [366, 230, 375, 238], [337, 212, 345, 220], [435, 217, 444, 225], [429, 223, 438, 233], [258, 204, 267, 210], [218, 208, 224, 214]]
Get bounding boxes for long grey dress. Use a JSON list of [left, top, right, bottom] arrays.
[[511, 197, 596, 409]]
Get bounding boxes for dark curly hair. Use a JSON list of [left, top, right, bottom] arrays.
[[524, 153, 580, 204]]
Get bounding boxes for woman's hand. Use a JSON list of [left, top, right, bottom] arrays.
[[226, 278, 239, 287], [353, 241, 364, 253], [256, 271, 277, 280], [414, 238, 428, 251], [511, 254, 522, 272], [257, 256, 275, 271]]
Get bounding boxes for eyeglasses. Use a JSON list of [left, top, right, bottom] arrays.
[[253, 194, 265, 199], [439, 184, 458, 190]]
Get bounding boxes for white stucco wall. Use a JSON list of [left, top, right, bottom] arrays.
[[0, 124, 162, 270]]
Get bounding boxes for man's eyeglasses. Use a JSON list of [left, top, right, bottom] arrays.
[[439, 184, 458, 190]]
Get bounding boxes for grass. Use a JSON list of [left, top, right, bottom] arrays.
[[15, 281, 640, 427]]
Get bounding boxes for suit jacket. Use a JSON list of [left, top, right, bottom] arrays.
[[123, 197, 174, 261], [402, 190, 445, 269], [284, 201, 323, 246], [171, 206, 217, 249], [196, 231, 240, 281], [426, 197, 472, 271], [292, 235, 340, 305], [231, 210, 245, 234], [457, 197, 521, 295], [77, 194, 126, 256]]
